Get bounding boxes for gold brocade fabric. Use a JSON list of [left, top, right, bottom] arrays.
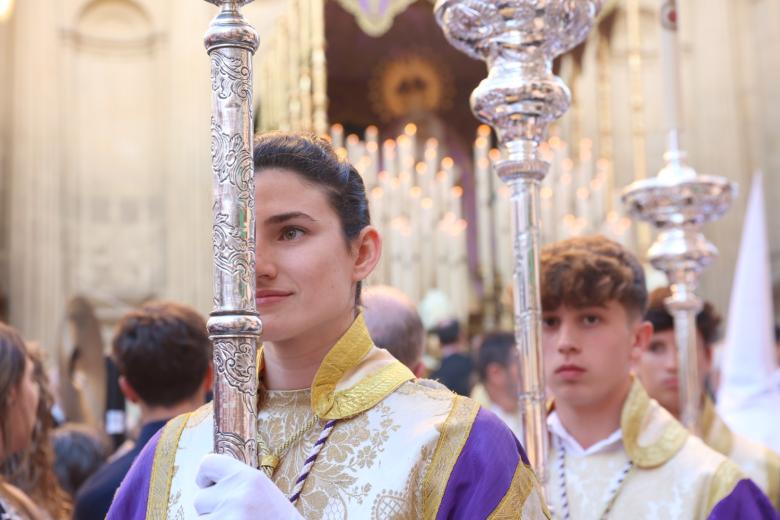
[[164, 380, 456, 519]]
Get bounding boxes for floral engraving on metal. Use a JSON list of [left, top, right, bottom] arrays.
[[205, 0, 261, 468], [211, 50, 253, 101]]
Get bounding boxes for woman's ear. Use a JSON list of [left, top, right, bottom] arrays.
[[351, 226, 382, 282]]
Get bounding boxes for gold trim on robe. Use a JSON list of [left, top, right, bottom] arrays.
[[703, 459, 744, 515], [146, 413, 191, 520], [700, 396, 780, 509], [488, 463, 544, 519], [421, 395, 480, 520], [310, 314, 416, 419], [621, 378, 688, 468]]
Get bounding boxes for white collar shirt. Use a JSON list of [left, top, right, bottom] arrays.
[[547, 411, 623, 458]]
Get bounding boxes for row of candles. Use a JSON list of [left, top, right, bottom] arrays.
[[331, 123, 471, 322], [329, 123, 635, 324]]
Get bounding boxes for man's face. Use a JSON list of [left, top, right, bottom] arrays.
[[635, 329, 711, 418], [543, 302, 649, 409], [486, 350, 521, 402]]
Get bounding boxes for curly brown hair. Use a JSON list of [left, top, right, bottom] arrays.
[[644, 286, 722, 349], [1, 342, 72, 517], [540, 236, 648, 318]]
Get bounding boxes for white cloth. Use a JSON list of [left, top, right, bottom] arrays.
[[194, 454, 304, 519], [716, 172, 780, 452], [547, 411, 622, 457]]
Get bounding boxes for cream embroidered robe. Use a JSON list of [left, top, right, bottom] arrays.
[[546, 380, 778, 519], [108, 315, 549, 519]]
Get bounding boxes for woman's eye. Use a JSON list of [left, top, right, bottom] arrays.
[[281, 228, 304, 241]]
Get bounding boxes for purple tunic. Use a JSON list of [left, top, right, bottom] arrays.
[[106, 428, 161, 520], [435, 408, 530, 519], [707, 479, 780, 519]]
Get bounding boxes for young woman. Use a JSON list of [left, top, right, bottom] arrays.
[[109, 132, 548, 519], [0, 323, 47, 520]]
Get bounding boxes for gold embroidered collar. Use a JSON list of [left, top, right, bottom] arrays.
[[258, 314, 415, 421], [621, 378, 688, 468], [699, 396, 733, 456]]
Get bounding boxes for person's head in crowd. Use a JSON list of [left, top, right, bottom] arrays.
[[52, 424, 109, 496], [362, 286, 426, 377], [0, 324, 63, 519], [433, 318, 463, 350], [0, 323, 40, 464], [541, 236, 652, 419], [477, 332, 521, 413], [113, 301, 213, 423], [1, 340, 72, 518], [637, 286, 721, 418]]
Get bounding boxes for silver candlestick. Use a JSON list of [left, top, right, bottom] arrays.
[[434, 1, 603, 483], [204, 0, 263, 466], [622, 0, 735, 433]]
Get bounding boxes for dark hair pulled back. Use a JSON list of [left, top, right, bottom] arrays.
[[253, 132, 371, 303]]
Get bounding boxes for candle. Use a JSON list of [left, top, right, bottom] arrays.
[[382, 139, 397, 178], [578, 138, 593, 190], [331, 123, 344, 149], [365, 141, 379, 189], [450, 186, 463, 221], [420, 197, 435, 291], [575, 186, 590, 232], [365, 125, 379, 145], [346, 133, 361, 165], [369, 187, 386, 284], [403, 123, 418, 166], [424, 138, 439, 185]]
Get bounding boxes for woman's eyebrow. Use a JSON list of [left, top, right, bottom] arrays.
[[263, 211, 317, 225]]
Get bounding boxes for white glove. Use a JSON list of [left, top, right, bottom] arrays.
[[194, 453, 305, 519]]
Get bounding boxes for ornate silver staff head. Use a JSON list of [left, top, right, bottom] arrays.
[[435, 0, 602, 484], [622, 0, 735, 432]]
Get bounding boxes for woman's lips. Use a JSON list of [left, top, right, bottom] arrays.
[[256, 291, 292, 306]]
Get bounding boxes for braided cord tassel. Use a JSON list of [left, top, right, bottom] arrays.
[[289, 419, 337, 504]]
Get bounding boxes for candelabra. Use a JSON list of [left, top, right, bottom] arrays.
[[622, 0, 735, 432], [434, 1, 603, 483]]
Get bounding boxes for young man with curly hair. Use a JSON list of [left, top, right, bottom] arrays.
[[540, 236, 777, 518]]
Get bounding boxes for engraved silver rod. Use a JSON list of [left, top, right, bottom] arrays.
[[203, 0, 262, 466]]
